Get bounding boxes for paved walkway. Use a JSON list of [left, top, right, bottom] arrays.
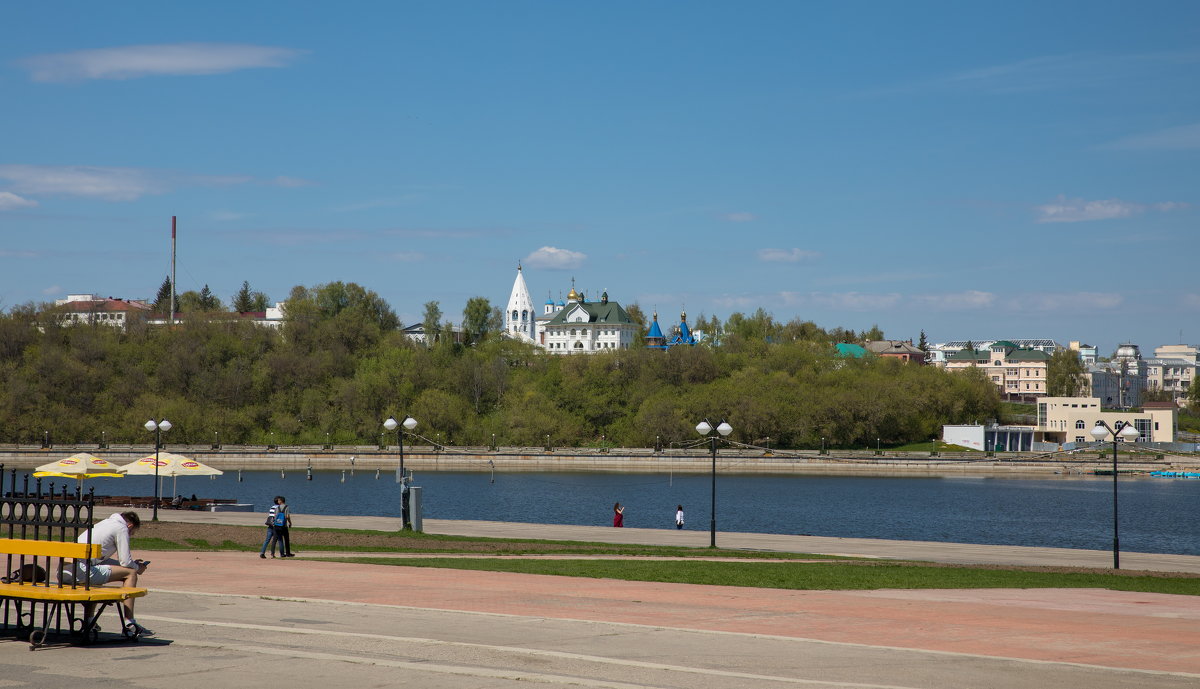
[[98, 506, 1200, 574], [7, 509, 1192, 688]]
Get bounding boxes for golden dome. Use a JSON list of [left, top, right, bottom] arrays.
[[568, 287, 580, 301]]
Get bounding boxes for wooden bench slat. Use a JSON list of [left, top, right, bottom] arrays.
[[0, 538, 100, 559]]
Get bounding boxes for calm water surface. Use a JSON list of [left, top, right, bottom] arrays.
[[106, 470, 1200, 556]]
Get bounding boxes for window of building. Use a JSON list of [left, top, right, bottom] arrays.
[[1075, 436, 1086, 443], [1075, 420, 1085, 429]]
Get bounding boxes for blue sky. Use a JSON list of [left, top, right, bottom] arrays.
[[2, 2, 1197, 355]]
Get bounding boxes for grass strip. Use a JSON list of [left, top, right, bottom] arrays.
[[320, 557, 1200, 596]]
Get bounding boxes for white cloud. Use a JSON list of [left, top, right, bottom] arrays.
[[21, 43, 304, 82], [915, 291, 996, 310], [41, 285, 60, 295], [1033, 195, 1188, 223], [0, 165, 304, 203], [1035, 195, 1139, 223], [778, 291, 903, 311], [1104, 122, 1200, 150], [1004, 292, 1123, 311], [269, 176, 315, 188], [0, 191, 38, 210], [723, 212, 756, 222], [757, 248, 820, 263], [524, 246, 586, 270], [388, 252, 425, 262], [0, 165, 163, 201], [871, 51, 1200, 97]]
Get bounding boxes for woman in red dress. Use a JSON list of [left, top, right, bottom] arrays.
[[612, 502, 624, 527]]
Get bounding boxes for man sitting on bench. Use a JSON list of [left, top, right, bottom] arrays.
[[60, 511, 153, 636]]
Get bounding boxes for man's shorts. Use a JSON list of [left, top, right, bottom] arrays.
[[58, 561, 112, 587]]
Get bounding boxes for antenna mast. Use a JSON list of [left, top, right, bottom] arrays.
[[169, 216, 177, 327]]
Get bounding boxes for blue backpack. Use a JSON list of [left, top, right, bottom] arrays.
[[273, 505, 288, 526]]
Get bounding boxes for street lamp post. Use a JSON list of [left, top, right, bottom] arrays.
[[384, 415, 418, 529], [696, 419, 733, 548], [143, 419, 172, 521], [1090, 420, 1140, 569]]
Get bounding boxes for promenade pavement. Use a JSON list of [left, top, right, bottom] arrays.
[[5, 509, 1200, 689]]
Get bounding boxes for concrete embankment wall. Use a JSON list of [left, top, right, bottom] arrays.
[[2, 445, 1198, 476]]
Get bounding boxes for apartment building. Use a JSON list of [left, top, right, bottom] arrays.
[[944, 340, 1050, 399]]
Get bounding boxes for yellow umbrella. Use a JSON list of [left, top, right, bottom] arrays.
[[34, 452, 124, 480], [117, 452, 223, 496]]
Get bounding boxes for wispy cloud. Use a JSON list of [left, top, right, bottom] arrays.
[[869, 51, 1200, 96], [41, 285, 60, 295], [524, 246, 586, 270], [915, 291, 996, 310], [723, 212, 756, 222], [269, 176, 314, 188], [1103, 122, 1200, 150], [0, 165, 311, 203], [757, 248, 820, 263], [0, 191, 38, 210], [714, 289, 1124, 316], [21, 43, 304, 82], [1004, 292, 1123, 311], [0, 250, 38, 258], [387, 251, 425, 262], [1180, 294, 1200, 310], [1034, 194, 1189, 223]]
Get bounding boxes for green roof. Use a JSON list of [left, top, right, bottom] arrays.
[[545, 300, 634, 326], [835, 343, 867, 358], [946, 349, 989, 361], [990, 340, 1017, 349], [1007, 349, 1050, 361]]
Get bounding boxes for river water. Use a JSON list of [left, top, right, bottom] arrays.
[[101, 470, 1200, 556]]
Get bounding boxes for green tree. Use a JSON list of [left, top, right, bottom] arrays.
[[1045, 349, 1088, 397], [861, 324, 885, 341], [152, 276, 177, 314], [231, 281, 269, 312], [422, 301, 442, 346], [462, 297, 493, 344], [918, 330, 928, 352]]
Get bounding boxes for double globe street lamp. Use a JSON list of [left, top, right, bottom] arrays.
[[143, 418, 172, 522], [1090, 420, 1140, 569], [696, 419, 733, 548], [383, 415, 418, 529]]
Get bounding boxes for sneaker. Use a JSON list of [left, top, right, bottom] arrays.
[[131, 623, 155, 637], [259, 553, 266, 559]]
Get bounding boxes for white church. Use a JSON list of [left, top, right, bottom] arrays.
[[504, 265, 637, 354]]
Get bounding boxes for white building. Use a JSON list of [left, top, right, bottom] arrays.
[[927, 339, 1061, 366], [542, 288, 637, 354], [503, 265, 537, 343], [51, 294, 152, 329]]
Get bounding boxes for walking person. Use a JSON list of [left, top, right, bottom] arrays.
[[613, 502, 624, 527], [275, 496, 296, 557], [259, 496, 281, 558], [675, 505, 685, 530]]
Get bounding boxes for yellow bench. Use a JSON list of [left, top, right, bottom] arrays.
[[0, 538, 148, 649]]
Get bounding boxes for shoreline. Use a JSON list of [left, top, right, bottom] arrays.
[[3, 445, 1198, 476]]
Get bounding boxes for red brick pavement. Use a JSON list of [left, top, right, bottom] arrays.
[[140, 551, 1200, 675]]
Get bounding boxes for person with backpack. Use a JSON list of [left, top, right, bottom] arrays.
[[259, 496, 295, 558]]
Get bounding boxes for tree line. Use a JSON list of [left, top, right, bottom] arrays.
[[0, 282, 1003, 449]]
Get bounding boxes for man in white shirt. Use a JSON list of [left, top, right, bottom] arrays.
[[62, 511, 152, 636]]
